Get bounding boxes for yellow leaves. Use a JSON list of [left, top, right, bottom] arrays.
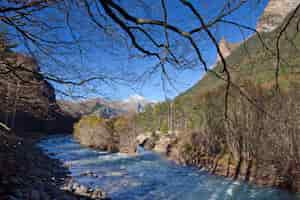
[[74, 115, 134, 138], [73, 115, 104, 137], [79, 115, 103, 126], [114, 117, 129, 130]]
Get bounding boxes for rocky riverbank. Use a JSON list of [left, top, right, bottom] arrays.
[[0, 128, 109, 200], [136, 131, 300, 193]]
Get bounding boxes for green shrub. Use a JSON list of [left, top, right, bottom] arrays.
[[73, 115, 118, 152]]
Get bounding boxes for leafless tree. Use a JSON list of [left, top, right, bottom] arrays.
[[1, 0, 300, 115]]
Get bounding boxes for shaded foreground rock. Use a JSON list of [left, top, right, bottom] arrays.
[[0, 51, 76, 133], [0, 128, 109, 200]]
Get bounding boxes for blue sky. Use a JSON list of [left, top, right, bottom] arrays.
[[108, 0, 268, 101], [6, 0, 269, 102]]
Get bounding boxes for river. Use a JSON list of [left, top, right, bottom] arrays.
[[38, 135, 300, 200]]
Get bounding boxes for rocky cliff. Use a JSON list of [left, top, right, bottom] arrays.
[[217, 38, 240, 62], [0, 51, 75, 133], [216, 0, 299, 65], [257, 0, 299, 32]]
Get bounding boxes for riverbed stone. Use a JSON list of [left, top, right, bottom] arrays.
[[136, 134, 151, 145], [76, 185, 88, 195], [91, 188, 106, 199], [136, 132, 157, 150], [153, 134, 177, 155], [72, 182, 79, 191]]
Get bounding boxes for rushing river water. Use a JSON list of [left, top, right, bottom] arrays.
[[38, 135, 300, 200]]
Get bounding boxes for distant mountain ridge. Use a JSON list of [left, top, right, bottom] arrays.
[[58, 98, 119, 119], [59, 94, 155, 118], [112, 95, 155, 113]]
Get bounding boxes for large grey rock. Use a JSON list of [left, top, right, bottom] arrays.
[[136, 133, 151, 145], [136, 132, 157, 150], [153, 134, 177, 155]]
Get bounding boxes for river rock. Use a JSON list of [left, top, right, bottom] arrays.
[[81, 170, 99, 178], [136, 134, 151, 145], [71, 181, 79, 191], [136, 132, 157, 150], [76, 185, 88, 195], [153, 134, 177, 155], [61, 179, 108, 199], [91, 188, 106, 199]]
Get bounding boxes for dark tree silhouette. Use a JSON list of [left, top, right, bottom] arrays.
[[1, 0, 300, 114]]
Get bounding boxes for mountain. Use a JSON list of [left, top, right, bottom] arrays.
[[135, 0, 300, 154], [257, 0, 299, 32], [112, 94, 155, 113], [135, 0, 300, 134], [58, 98, 122, 118], [59, 94, 155, 118], [180, 1, 300, 101], [134, 2, 300, 191]]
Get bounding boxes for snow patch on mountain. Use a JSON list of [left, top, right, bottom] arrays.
[[120, 94, 156, 112], [123, 94, 146, 103]]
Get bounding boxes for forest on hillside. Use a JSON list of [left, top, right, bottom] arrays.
[[132, 6, 300, 190]]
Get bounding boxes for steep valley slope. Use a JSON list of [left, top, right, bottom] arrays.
[[134, 0, 300, 192]]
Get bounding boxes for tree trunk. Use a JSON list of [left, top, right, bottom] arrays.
[[11, 81, 20, 129], [226, 154, 231, 177], [234, 156, 242, 180], [244, 159, 253, 182]]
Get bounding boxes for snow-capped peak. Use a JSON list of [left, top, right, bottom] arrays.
[[123, 94, 146, 103]]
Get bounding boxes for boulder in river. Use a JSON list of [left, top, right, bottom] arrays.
[[62, 179, 108, 199], [153, 134, 177, 155], [136, 132, 157, 150]]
